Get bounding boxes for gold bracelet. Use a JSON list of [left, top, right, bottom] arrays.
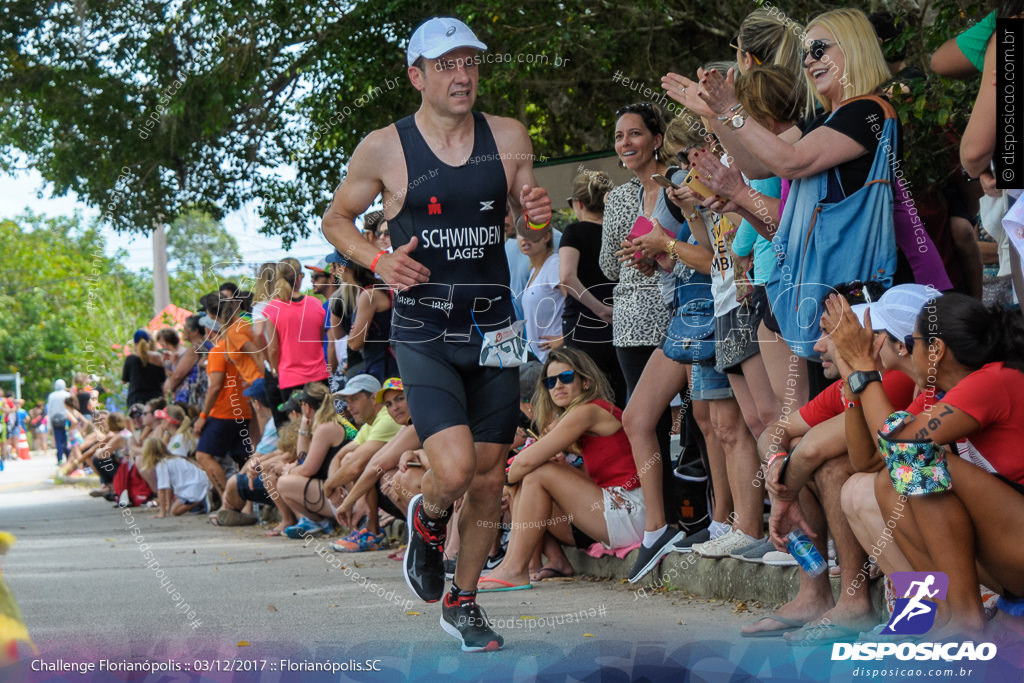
[[666, 238, 679, 260]]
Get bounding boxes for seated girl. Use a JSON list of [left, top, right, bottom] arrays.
[[87, 413, 133, 498], [827, 291, 1024, 638], [62, 396, 90, 474], [163, 405, 196, 457], [276, 383, 355, 539], [480, 347, 645, 591], [141, 438, 210, 517]]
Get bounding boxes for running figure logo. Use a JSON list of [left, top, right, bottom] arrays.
[[882, 572, 949, 635]]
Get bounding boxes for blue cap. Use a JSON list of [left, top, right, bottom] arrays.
[[242, 377, 266, 400], [325, 249, 352, 267], [133, 329, 150, 344]]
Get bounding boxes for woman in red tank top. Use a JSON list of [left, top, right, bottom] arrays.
[[479, 348, 645, 592]]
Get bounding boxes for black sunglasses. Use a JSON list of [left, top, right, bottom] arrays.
[[615, 102, 654, 118], [542, 370, 576, 390], [800, 39, 835, 62]]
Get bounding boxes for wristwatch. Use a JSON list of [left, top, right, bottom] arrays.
[[729, 112, 748, 129], [847, 370, 882, 395]]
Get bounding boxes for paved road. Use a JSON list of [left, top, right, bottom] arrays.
[[2, 453, 1019, 682]]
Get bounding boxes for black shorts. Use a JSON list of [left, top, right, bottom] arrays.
[[753, 284, 782, 335], [375, 479, 406, 520], [393, 339, 519, 444], [234, 472, 274, 505], [197, 417, 252, 465]]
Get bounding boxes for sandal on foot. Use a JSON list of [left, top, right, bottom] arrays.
[[477, 577, 532, 593], [785, 622, 861, 646], [741, 614, 808, 638]]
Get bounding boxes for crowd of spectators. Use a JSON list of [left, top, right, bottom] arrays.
[[20, 3, 1024, 646]]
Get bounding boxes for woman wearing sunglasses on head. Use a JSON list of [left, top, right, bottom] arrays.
[[477, 348, 644, 592]]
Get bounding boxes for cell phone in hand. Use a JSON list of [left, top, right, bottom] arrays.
[[626, 216, 655, 261], [777, 456, 791, 488], [683, 169, 715, 200], [651, 173, 681, 190]]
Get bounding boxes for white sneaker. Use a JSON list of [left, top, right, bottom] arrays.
[[691, 529, 758, 558], [762, 550, 799, 566]]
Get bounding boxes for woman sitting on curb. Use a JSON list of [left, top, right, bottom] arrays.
[[276, 383, 355, 539], [479, 347, 644, 592]]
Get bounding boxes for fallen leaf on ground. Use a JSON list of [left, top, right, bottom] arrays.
[[406, 611, 421, 616], [583, 633, 595, 638], [238, 641, 249, 647], [267, 605, 277, 612]]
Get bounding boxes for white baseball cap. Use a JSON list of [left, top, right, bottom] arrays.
[[407, 17, 487, 67], [334, 373, 383, 397], [851, 284, 938, 342]]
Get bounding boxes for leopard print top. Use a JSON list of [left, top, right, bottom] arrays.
[[599, 178, 672, 347]]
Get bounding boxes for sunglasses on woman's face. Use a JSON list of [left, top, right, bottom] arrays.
[[542, 370, 576, 390], [801, 39, 835, 63]]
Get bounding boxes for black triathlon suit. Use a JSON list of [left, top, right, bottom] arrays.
[[388, 111, 519, 444]]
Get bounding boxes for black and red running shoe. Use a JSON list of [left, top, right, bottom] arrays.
[[403, 494, 448, 602], [440, 593, 504, 652]]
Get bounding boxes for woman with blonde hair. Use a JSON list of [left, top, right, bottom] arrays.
[[163, 404, 196, 457], [250, 261, 279, 342], [262, 258, 329, 426], [121, 329, 166, 408], [478, 347, 645, 591], [275, 382, 357, 538], [142, 438, 209, 518], [668, 8, 949, 377], [730, 8, 815, 119]]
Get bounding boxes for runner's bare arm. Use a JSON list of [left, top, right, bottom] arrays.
[[321, 129, 430, 291]]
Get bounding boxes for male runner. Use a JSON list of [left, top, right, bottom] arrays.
[[321, 17, 551, 652]]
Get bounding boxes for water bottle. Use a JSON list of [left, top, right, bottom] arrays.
[[786, 530, 826, 576]]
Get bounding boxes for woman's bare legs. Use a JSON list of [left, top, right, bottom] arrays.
[[877, 457, 1024, 637], [758, 321, 809, 412], [692, 398, 732, 523], [484, 462, 606, 588], [709, 396, 761, 537], [622, 351, 689, 532]]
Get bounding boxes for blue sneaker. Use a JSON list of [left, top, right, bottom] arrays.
[[284, 517, 323, 539], [317, 517, 335, 535]]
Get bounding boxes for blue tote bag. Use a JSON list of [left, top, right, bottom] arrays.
[[766, 95, 898, 359]]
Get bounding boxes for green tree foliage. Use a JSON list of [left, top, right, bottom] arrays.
[[166, 209, 241, 307], [0, 0, 988, 247], [0, 213, 151, 401], [0, 0, 801, 246], [875, 0, 985, 194]]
